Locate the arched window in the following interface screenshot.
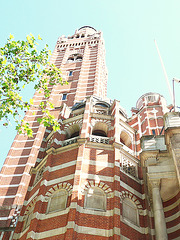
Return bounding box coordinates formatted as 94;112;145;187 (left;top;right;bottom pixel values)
65;124;80;139
92;122;108;137
23;206;34;230
92;129;106;137
47;189;68;213
120;131;132;147
70;131;79;138
94;102;110;115
67;54;83;63
85;187;106;211
67;57;74;62
71;102;85;116
95;103;109;108
76;56;83;61
122;198;139;225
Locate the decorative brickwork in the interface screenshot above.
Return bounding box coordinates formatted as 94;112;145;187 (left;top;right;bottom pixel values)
0;27;179;240
120;191;143;210
81;181;113;198
45;182;73;200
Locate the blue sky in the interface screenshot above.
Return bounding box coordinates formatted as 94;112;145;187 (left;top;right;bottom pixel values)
1;0;180;169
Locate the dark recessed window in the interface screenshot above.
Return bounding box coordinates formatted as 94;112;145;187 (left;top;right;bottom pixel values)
152;129;156;135
67;54;83;63
76;56;82;61
69;71;73;76
62;94;67;101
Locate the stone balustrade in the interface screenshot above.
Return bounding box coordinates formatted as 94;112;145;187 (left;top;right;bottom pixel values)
94;107;109;115
120;153;138;178
89;135;109;144
62;136;79;147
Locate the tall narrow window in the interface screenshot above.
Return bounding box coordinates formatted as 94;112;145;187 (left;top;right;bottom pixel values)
85;187;106;211
62;93;67;101
47;189;68;213
122;198;139;225
69;71;73;76
152;129;156;135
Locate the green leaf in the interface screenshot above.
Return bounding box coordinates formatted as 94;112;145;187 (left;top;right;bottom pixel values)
2;59;7;65
26;35;30;42
30;99;34;105
9;34;14;39
10;64;15;69
1;34;64;136
38;35;42;40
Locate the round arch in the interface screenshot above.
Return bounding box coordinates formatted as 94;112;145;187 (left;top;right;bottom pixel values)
92;122;108;137
65;124;80;139
120;130;132;147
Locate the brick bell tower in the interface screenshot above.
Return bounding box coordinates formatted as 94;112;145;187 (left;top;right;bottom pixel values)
0;26;107;238
1;27;180;240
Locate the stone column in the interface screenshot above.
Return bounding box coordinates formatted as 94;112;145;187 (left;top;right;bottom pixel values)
151;180;168;240
170;134;180;187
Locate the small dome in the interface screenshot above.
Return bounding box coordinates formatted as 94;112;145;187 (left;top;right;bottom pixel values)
136;92;165;109
76;26;97;36
78;26;97;32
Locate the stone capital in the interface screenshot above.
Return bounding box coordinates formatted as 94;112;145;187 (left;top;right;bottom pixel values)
150;179;160;189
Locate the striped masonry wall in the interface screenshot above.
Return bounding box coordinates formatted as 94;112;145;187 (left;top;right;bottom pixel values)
0;27;179;239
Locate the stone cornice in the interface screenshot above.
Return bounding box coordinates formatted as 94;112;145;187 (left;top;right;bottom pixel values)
77;138;87;145
113;142;123;150
86;141;114;151
90;113;113;120
147;171;176;181
140;150;159;167
54;143;79;154
63;114;84;124
31;154;49;174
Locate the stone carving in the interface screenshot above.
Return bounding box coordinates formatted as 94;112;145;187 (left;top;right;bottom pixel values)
121;157;137;178
33;165;46;186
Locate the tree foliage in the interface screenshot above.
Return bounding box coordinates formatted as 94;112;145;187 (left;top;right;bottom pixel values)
0;34;66;136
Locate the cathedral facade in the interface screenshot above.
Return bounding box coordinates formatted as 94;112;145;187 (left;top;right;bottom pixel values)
0;26;179;240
